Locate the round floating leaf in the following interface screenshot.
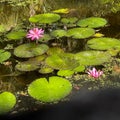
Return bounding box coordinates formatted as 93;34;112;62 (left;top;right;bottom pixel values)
47;47;64;55
53;8;69;14
45;54;79;70
77;17;107;28
28;76;72;102
15;61;40;71
6;30;26;40
57;70;74;77
73;65;85;72
66;28;95;39
39;34;53;42
29;13;61;24
14;43;49;58
61;17;78;24
0;49;11;63
38;65;54;74
75;51;111;65
50;29;67;38
0;92;16;114
87;37;120;50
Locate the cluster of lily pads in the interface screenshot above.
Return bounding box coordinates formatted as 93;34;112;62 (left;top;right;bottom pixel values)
0;12;120;114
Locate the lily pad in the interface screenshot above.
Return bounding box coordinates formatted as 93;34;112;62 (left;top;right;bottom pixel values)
0;49;11;63
57;70;74;77
45;54;79;70
28;76;72;102
87;37;120;50
53;8;69;14
29;13;60;24
77;17;107;28
47;47;64;55
15;61;40;72
61;17;78;24
0;92;16;114
39;34;53;42
6;30;26;40
73;65;85;72
14;43;49;58
66;28;95;39
75;51;111;65
38;65;54;74
50;29;67;38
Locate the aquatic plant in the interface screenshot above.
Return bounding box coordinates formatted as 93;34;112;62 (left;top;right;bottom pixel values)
0;92;16;114
87;67;103;78
28;76;72;102
26;28;44;41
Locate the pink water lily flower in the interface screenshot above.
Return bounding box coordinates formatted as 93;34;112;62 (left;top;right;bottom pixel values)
26;28;44;40
87;67;103;78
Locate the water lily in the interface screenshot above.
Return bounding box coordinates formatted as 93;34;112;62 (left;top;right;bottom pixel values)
87;67;103;78
26;28;44;41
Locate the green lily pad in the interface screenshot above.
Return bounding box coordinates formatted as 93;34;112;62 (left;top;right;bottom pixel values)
57;70;74;77
61;17;78;24
77;17;107;28
75;51;111;65
87;37;120;50
45;54;79;70
0;49;11;63
28;76;72;102
50;29;67;38
15;61;40;71
38;65;54;74
0;92;16;114
6;30;26;40
14;43;49;58
73;65;85;72
29;13;61;24
53;8;69;14
66;28;95;39
39;34;53;42
47;47;64;55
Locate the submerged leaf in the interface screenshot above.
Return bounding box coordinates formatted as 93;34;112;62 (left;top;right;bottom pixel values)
28;76;72;102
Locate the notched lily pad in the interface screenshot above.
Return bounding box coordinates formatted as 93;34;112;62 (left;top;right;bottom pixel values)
61;17;78;24
53;8;69;14
38;65;54;74
87;37;120;50
39;34;53;42
50;29;67;38
57;70;74;77
47;47;64;55
0;92;16;114
28;76;72;102
45;54;79;70
77;17;107;28
15;61;40;71
6;30;26;40
29;13;61;24
0;49;11;63
14;43;49;58
75;51;111;65
66;28;95;39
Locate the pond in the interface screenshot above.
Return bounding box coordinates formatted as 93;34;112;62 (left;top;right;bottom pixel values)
0;0;120;116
